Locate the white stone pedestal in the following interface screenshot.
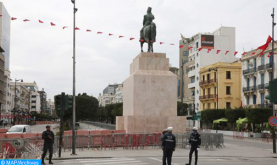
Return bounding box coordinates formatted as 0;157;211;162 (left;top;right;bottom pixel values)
116;52;186;133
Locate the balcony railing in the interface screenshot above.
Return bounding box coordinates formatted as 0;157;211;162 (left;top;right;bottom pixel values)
199;94;217;100
243;86;257;92
266;63;273;70
258;83;269;90
243;68;257;75
258;65;266;71
199;79;216;86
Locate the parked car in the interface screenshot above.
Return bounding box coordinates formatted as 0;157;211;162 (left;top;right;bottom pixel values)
6;125;31;134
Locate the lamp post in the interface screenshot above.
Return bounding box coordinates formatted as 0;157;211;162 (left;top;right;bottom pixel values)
270;7;276;154
12;79;23;125
71;0;78;155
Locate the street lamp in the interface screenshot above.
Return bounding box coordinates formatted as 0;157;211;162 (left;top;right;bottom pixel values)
71;0;78;155
12;79;23;125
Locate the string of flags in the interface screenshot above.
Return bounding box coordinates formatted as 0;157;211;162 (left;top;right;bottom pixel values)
4;15;276;57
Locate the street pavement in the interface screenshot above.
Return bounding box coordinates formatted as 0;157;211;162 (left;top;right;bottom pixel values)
52;156;277;165
31;124;59;134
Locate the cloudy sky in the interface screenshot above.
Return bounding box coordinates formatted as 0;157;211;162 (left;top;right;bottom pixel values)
1;0;276;100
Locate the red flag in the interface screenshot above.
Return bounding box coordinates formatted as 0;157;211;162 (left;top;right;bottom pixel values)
75;27;80;30
119;36;124;38
242;52;247;56
39;20;44;23
198;47;202;52
216;50;221;54
97;32;103;34
188;46;193;50
63;26;68;29
140;39;145;42
179;45;184;49
50;22;56;26
251;52;256;55
109;33;113;36
130;38;135;40
170;44;175;45
257;36;272;55
225;51;229;55
160;42;164;45
234;51;238;56
207;49;211;53
86;29;91;32
11;17;17;20
23;19;30;22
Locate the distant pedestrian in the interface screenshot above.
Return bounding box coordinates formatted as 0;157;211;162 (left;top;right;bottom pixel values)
41;125;55;164
162;127;176;165
186;127;201;165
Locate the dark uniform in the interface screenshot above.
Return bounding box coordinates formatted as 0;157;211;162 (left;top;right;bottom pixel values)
41;129;55;164
162;132;176;165
188;132;201;165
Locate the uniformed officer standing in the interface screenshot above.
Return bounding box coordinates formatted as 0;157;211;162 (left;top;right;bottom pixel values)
162;127;176;165
41;125;55;165
186;127;201;165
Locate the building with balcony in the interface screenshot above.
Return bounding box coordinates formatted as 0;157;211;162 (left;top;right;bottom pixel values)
199;61;242;111
241;41;277;108
47;99;55;116
10;83;30;112
114;84;123;104
38;88;47;113
180;26;239;127
20;81;41;113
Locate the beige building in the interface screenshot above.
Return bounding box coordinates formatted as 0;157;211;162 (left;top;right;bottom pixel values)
10;83;30;112
199;61;242;110
98;94;115;107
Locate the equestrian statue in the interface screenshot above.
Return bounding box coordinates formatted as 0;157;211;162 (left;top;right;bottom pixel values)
140;7;156;53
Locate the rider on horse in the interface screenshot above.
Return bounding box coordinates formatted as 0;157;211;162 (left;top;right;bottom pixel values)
140;7;155;39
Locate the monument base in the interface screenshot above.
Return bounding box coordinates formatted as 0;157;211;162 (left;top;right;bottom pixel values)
116;116;187;133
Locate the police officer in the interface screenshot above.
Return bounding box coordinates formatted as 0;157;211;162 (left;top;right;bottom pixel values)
162;127;176;165
186;127;201;165
41;125;55;164
161;128;168;142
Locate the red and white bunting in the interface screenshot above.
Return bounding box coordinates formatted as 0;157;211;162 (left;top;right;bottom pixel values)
170;44;175;45
119;36;124;38
225;51;229;55
188;46;193;50
97;32;103;34
160;42;164;45
50;22;56;26
198;47;203;52
75;27;80;30
216;50;221;54
109;33;113;36
86;29;91;32
39;20;44;23
23;19;30;22
179;45;184;49
207;49;211;53
11;17;17;20
130;38;135;40
234;51;238;56
63;26;68;30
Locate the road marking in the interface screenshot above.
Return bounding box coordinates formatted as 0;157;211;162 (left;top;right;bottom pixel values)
149;157;180;165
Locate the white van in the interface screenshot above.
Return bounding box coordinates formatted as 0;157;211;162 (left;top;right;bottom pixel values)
6;125;31;134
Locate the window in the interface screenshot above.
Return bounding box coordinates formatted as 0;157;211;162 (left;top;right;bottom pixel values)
207;103;211;109
207;74;210;81
191;77;195;83
196;42;199;48
32;95;36;98
254;58;257;69
203;103;205;110
261;74;265;85
31;100;36;103
202;75;205;81
214;102;216;109
226;71;231;79
261;55;265;65
31;106;36;108
226;86;231;95
197;53;199;57
226;102;231;109
246;96;250;105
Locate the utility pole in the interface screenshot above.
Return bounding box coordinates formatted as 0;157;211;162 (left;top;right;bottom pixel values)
271;8;276;154
58;92;65;158
71;0;77;155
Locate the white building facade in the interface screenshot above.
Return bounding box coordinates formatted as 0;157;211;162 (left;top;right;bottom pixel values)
114;84;123;103
241;42;277;108
184;26;238;127
21;82;41;113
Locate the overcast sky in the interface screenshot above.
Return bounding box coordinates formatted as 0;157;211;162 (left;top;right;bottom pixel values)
1;0;276;100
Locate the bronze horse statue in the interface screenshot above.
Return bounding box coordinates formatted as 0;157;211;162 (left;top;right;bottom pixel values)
140;7;156;53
